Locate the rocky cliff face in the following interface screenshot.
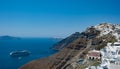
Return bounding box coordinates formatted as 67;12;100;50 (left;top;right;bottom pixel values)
53;23;120;50
20;23;120;69
52;32;81;50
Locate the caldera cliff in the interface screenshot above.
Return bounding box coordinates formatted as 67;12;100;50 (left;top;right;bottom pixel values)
20;23;120;69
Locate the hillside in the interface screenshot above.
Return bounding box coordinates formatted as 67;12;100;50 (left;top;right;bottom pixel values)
52;32;81;50
20;23;120;69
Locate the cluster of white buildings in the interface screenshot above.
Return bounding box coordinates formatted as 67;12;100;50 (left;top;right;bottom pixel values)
85;23;120;69
86;41;120;69
100;41;120;69
94;23;120;40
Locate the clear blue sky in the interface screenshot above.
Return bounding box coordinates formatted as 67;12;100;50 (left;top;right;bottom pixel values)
0;0;120;38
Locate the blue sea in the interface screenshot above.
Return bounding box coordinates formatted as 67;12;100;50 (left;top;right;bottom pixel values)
0;38;59;69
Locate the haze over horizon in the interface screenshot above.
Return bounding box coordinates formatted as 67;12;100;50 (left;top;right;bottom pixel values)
0;0;120;38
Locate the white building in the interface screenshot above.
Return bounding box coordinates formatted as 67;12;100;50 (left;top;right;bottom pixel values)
100;41;120;69
87;50;101;60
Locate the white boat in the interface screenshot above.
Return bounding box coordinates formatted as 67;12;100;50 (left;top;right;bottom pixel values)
10;50;30;57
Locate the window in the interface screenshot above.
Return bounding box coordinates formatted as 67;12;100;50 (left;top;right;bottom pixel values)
114;44;120;46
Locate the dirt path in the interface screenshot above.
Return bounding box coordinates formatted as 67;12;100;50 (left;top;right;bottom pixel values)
61;39;92;69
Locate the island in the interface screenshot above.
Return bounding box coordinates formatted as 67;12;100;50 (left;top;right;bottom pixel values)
20;23;120;69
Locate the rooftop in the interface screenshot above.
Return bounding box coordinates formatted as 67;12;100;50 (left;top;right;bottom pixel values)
87;50;101;57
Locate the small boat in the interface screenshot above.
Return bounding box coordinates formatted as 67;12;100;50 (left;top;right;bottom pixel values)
10;50;30;57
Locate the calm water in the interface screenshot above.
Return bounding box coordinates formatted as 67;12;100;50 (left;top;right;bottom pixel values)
0;38;59;69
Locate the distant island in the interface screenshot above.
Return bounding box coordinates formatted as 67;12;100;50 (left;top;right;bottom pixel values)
50;37;63;41
0;35;20;40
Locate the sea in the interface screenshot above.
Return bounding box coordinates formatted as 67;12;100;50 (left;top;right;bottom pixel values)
0;38;59;69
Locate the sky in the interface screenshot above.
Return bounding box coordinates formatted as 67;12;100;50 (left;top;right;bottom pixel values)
0;0;120;38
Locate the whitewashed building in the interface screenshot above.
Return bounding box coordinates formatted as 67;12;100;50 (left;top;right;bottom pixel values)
87;50;101;60
100;41;120;69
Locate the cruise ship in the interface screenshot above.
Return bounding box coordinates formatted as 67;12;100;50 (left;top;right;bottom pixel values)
10;50;30;57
